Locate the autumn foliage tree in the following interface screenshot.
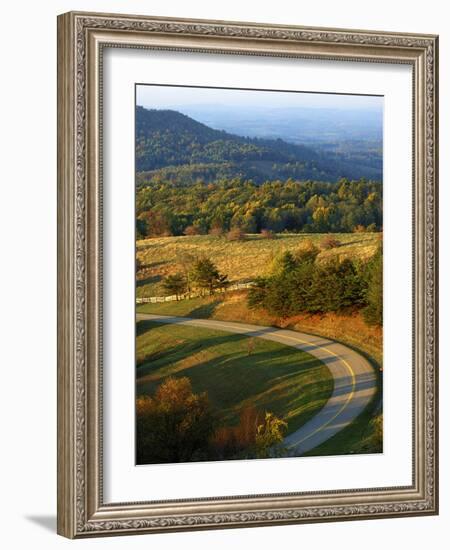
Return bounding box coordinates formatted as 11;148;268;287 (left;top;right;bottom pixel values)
137;210;172;237
226;227;246;241
183;225;201;236
255;412;288;458
136;377;215;464
209;407;287;460
209;224;224;237
210;407;263;459
260;228;275;239
320;234;341;250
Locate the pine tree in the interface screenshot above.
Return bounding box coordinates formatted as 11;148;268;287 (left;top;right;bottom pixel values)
363;246;383;325
162;273;187;300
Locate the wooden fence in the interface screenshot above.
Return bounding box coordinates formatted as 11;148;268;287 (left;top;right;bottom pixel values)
136;282;254;304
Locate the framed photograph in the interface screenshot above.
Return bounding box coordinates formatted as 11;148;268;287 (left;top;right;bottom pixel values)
57;11;439;538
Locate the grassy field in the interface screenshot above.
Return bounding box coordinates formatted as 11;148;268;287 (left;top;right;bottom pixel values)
136;232;380;297
136;320;333;435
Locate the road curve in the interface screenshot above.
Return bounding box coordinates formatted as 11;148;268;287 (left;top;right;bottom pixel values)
137;313;378;455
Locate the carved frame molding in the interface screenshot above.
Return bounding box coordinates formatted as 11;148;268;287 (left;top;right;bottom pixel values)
57;11;438;538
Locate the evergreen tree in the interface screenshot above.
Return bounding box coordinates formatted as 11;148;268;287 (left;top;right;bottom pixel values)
363;245;383;325
190;257;226;295
162;273;188;300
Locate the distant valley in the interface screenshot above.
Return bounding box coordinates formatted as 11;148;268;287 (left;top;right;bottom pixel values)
174;104;382;143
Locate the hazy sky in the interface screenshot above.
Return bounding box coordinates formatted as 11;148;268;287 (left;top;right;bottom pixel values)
136;84;383;112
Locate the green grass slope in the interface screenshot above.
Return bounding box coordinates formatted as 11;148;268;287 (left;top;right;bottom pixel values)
136;321;333;435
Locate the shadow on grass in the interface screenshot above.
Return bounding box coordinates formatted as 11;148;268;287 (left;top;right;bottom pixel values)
136;274;162;288
188;299;222;319
136;324;250;369
137;331;330;418
337;238;372;247
136;320;344;371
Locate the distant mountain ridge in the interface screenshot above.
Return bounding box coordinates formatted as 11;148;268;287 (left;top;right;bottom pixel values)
137;107;224;143
135;106;382;183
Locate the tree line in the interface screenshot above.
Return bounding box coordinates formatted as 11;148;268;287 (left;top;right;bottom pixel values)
136;177;382;238
248;239;382;326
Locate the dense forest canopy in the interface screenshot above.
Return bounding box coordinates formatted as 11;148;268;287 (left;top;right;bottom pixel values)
136;178;382;238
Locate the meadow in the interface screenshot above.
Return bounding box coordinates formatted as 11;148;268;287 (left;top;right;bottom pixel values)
136;232;380;298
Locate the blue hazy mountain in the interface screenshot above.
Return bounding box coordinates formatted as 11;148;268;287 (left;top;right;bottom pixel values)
136;106;382;184
173;104;383;144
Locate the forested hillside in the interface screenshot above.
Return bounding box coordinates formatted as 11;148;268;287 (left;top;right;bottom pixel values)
136;106;382;183
135;106;382;237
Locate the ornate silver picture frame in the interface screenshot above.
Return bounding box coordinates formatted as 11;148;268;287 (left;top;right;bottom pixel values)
57;11;438;538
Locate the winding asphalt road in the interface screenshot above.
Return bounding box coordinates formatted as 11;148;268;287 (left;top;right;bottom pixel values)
137;313;378;455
